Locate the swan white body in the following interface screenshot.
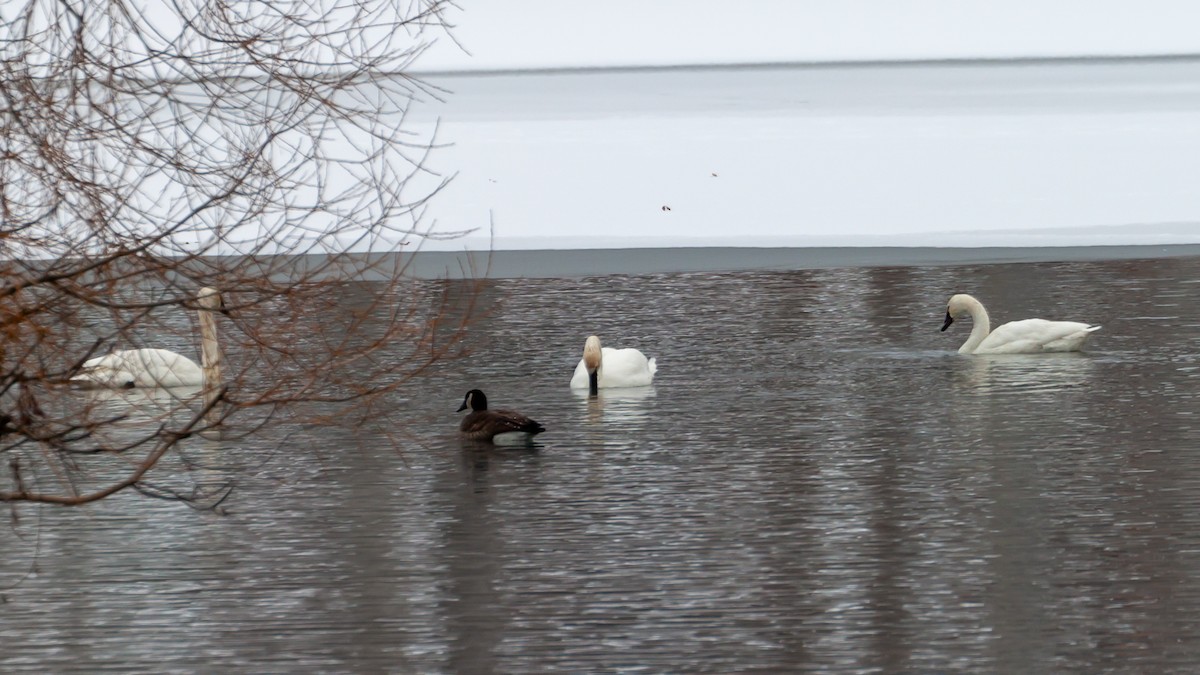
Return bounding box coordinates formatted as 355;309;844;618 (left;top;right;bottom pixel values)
570;335;656;392
942;293;1100;355
72;288;226;388
75;348;203;388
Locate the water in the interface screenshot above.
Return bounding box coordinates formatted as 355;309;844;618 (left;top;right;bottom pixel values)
4;254;1200;672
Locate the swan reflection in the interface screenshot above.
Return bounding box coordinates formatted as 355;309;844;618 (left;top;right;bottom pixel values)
74;384;234;506
81;384;204;418
573;385;657;426
78;384;230;442
959;353;1096;393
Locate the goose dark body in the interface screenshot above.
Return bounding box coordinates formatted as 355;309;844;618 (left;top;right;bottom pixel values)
457;389;545;443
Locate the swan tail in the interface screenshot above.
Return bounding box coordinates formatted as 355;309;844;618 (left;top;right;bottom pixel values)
69;372;103;388
1085;325;1101;332
647;357;657;376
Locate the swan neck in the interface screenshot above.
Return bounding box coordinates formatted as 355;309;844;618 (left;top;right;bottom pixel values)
960;298;991;354
583;339;602;373
198;307;223;398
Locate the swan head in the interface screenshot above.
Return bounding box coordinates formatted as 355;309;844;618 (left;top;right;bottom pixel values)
583;336;602;373
197;287;228;315
942;294;975;331
458;389;486;412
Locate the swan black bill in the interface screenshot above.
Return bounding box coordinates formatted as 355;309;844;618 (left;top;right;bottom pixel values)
941;312;954;331
588;370;599;396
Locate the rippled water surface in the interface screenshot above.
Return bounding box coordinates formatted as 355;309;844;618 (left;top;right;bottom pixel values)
5;254;1200;673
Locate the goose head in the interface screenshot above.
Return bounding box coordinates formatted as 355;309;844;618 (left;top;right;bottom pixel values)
458;389;487;412
941;293;974;331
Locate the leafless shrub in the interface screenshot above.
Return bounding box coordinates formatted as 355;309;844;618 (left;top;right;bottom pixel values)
0;0;475;507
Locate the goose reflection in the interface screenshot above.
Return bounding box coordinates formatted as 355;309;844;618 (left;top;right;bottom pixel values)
957;352;1096;393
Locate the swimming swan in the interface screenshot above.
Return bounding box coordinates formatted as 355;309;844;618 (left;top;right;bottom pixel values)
72;287;227;388
569;335;657;395
457;389;546;445
941;293;1100;355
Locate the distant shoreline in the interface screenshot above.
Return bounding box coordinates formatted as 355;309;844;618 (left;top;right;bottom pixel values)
414;53;1200;79
398;244;1200;279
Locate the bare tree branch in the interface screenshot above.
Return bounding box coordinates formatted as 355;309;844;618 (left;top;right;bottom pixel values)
0;0;471;507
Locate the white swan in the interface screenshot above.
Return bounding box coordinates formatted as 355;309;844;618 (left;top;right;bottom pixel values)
941;293;1100;355
569;335;656;394
72;287;227;388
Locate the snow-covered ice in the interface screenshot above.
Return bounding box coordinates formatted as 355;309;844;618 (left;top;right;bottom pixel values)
410;59;1200;250
389;1;1200;251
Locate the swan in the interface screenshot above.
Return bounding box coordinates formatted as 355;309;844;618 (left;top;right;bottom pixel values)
569;335;657;395
941;293;1100;354
457;389;546;445
72;287;227;388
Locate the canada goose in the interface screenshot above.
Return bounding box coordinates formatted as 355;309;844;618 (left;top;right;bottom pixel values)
569;335;657;395
457;389;545;445
72;287;227;388
942;293;1100;354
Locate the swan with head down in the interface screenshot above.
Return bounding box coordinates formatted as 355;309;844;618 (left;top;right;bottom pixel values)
569;335;656;395
71;287;227;388
941;293;1100;355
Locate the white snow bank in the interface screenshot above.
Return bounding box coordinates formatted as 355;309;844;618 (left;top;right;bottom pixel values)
411;59;1200;251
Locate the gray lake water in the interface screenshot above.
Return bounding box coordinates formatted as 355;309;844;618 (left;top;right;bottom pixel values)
5;252;1200;672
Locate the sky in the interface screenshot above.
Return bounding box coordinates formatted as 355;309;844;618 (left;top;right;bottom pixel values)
418;0;1200;72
